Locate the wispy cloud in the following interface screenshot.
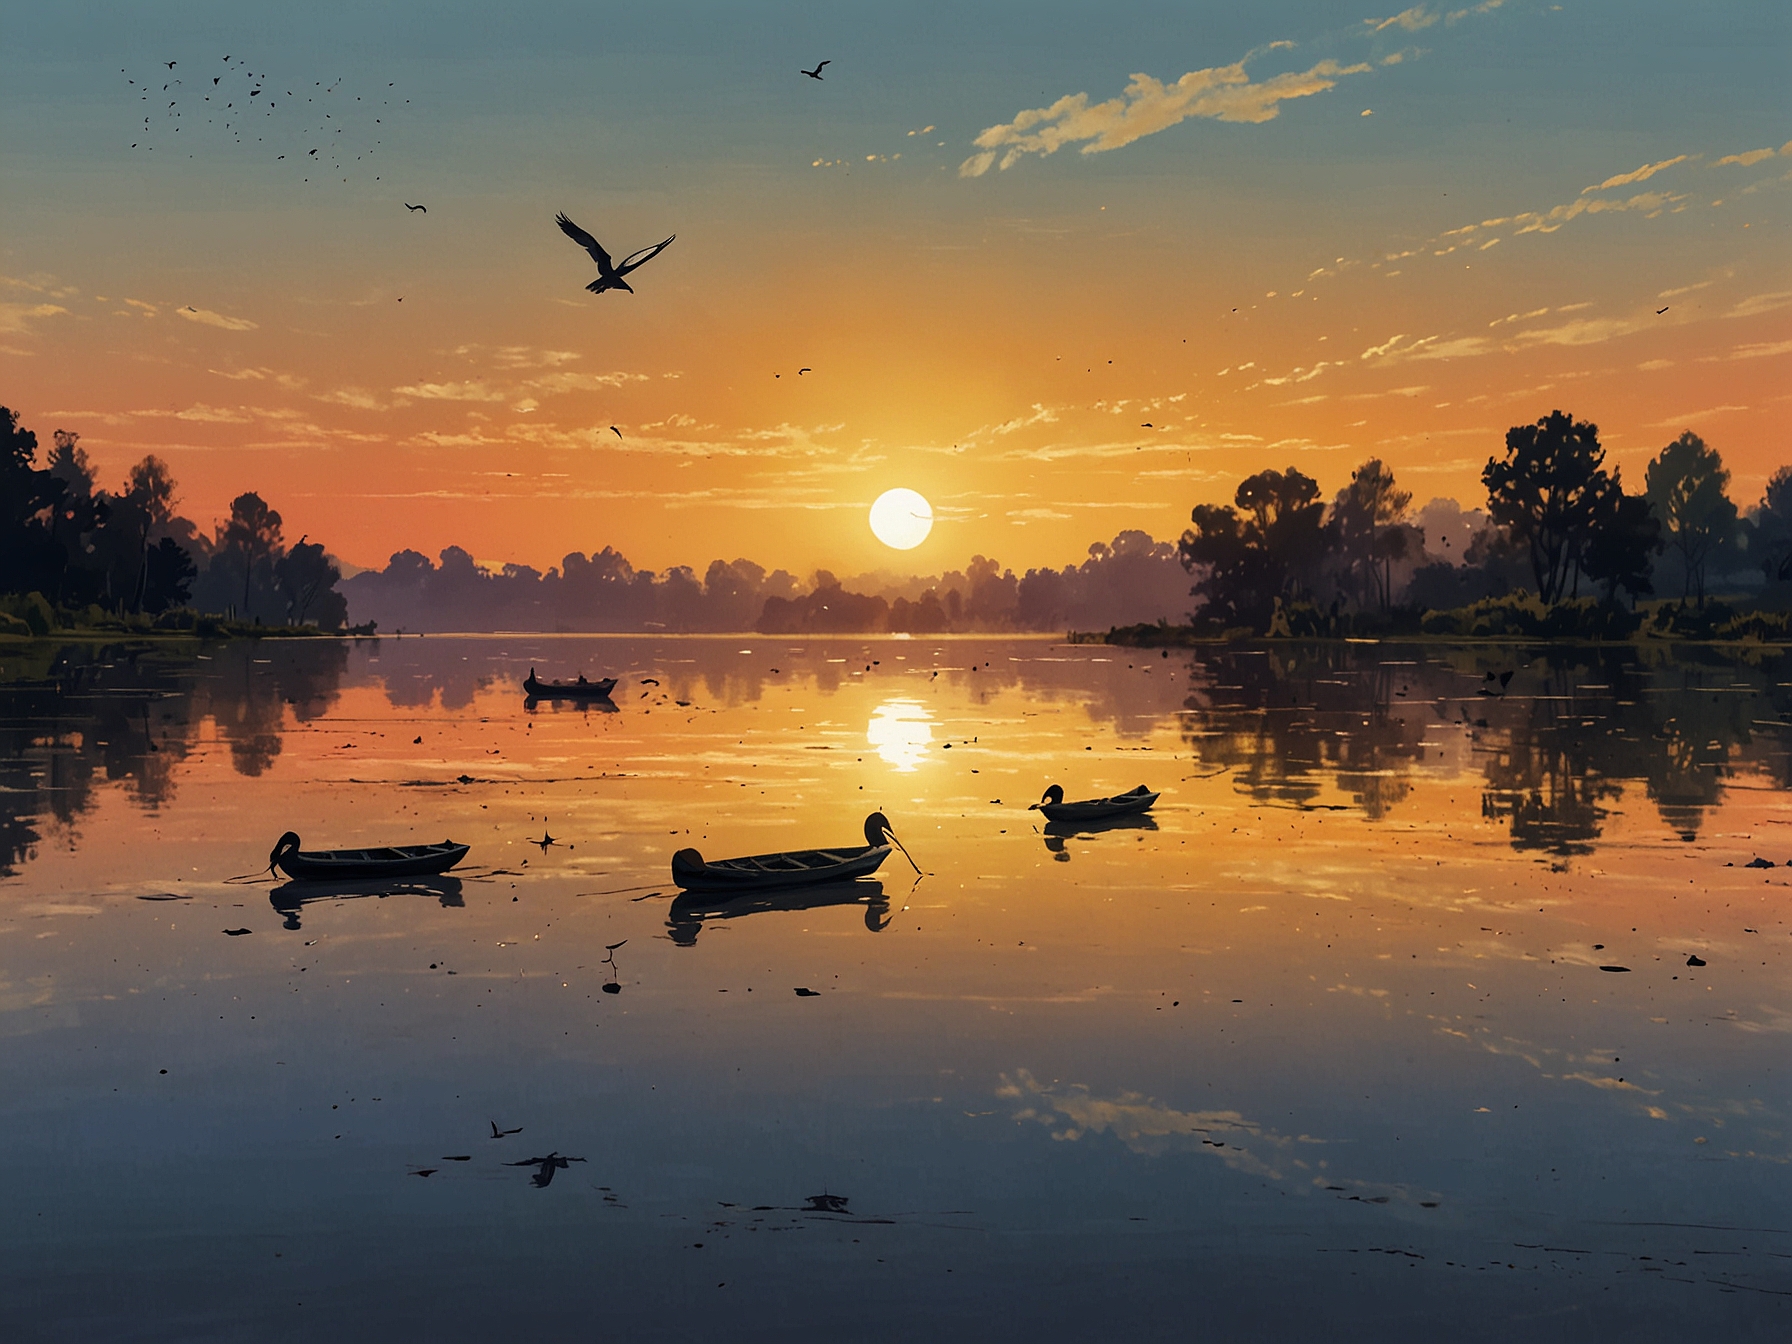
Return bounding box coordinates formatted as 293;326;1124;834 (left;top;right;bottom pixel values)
1731;340;1792;360
392;380;509;403
1581;155;1690;194
0;302;68;334
1729;290;1792;318
1714;139;1792;168
1367;6;1436;33
959;47;1370;176
175;306;258;332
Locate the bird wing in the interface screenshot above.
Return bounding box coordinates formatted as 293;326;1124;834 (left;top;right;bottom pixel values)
556;213;613;271
816;60;831;71
614;235;675;276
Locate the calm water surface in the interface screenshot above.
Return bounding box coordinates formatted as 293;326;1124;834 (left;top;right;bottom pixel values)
3;635;1790;1341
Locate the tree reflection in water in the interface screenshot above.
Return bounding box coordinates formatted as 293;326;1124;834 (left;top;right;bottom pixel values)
1177;643;1792;854
0;639;346;876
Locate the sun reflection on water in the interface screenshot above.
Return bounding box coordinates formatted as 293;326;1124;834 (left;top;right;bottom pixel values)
867;698;933;772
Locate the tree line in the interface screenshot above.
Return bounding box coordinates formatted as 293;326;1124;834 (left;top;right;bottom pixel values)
0;405;347;633
1178;409;1790;637
341;531;1192;634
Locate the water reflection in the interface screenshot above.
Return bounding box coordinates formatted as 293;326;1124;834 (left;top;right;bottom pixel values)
268;875;465;930
1178;644;1792;852
1042;813;1159;861
666;879;891;945
866;698;932;772
0;639;346;876
5;636;1792;877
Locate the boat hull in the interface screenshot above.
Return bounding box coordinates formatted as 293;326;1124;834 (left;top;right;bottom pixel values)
1036;788;1159;824
670;843;890;894
273;842;469;881
523;675;616;700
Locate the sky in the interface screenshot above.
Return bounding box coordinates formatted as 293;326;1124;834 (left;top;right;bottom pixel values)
2;0;1787;578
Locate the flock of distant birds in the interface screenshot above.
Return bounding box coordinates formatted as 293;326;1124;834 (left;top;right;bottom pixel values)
123;54;403;183
124;53;843;296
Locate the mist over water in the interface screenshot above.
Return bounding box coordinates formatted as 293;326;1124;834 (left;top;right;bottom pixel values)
3;635;1790;1339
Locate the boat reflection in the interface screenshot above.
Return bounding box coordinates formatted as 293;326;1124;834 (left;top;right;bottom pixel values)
268;876;466;930
523;694;619;715
1041;813;1159;861
666;879;891;946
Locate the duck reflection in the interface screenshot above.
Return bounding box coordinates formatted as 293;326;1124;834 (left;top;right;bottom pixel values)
269;876;465;930
666;879;890;946
1042;813;1159;861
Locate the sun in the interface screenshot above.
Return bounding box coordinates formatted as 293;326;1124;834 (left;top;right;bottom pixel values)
868;488;933;550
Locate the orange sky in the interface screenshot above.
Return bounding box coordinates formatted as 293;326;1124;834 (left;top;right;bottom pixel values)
3;1;1787;577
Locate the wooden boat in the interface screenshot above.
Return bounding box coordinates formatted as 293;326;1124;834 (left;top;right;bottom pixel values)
1029;783;1159;823
268;832;469;880
523;668;617;700
670;812;914;894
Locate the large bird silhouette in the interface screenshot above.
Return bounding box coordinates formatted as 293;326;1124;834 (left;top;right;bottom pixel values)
555;213;675;295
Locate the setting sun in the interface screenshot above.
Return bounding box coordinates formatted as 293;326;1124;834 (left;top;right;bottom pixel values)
868;488;934;551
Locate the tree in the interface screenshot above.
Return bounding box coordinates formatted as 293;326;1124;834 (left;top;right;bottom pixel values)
217;492;284;615
1748;466;1792;583
142;536;197;613
1483;410;1613;603
0;406;66;597
1333;459;1415;612
1644;431;1737;605
1580;480;1662;604
1181;467;1329;632
273;536;343;626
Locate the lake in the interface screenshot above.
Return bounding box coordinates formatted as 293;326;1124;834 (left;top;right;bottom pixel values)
3;635;1790;1341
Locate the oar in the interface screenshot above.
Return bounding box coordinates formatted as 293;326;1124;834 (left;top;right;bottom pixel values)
883;821;922;876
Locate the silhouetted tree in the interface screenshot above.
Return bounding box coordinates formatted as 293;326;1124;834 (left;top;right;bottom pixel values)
217;491;283;615
1747;466;1792;584
142;536;196;613
1483;410;1613;602
1332;459;1418;612
0;405;67;597
1580;481;1662;604
1180;467;1328;631
1645;431;1737;605
274;536;344;626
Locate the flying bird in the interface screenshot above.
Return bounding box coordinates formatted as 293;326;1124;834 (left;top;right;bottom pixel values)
801;60;831;80
610;426;622;439
798;367;811;375
404;202;427;212
555;212;675;295
1657;306;1670;315
490;1121;523;1139
165;61;177;69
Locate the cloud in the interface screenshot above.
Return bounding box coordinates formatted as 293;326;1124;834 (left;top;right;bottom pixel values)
175;306;258;332
1445;0;1504;18
317;387;391;411
1368;7;1437;33
524;371;651;395
1645;405;1750;427
1731;340;1792;360
1510;316;1645;348
1729;290;1792;318
0;302;68;334
959;51;1371;176
392;380;509;403
1359;333;1493;363
1581;155;1690;194
1714;140;1791;168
